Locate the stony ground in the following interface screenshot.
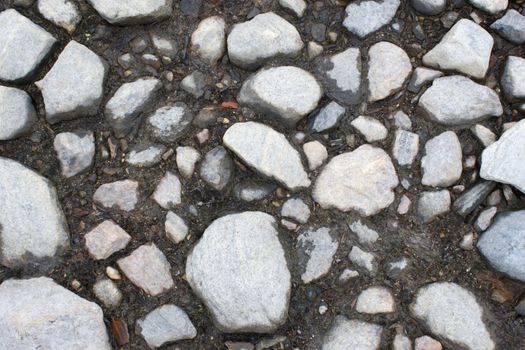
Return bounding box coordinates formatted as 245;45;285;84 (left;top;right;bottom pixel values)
0;0;525;349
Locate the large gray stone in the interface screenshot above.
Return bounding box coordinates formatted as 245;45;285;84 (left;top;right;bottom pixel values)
0;157;69;268
491;10;525;44
87;0;173;25
37;0;82;33
501;56;525;101
0;86;37;140
186;212;291;333
191;16;226;65
343;0;400;38
468;0;507;14
421;131;462;187
147;103;193;143
297;227;338;283
322;316;383;350
54;131;95;178
0;277;111;350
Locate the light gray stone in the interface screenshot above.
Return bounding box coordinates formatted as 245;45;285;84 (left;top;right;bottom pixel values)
355;286;395;314
349;246;376;274
408;67;443;93
126;144;166;167
0;86;37;140
322;316;382;350
415;336;442;350
421;131;462;187
54;131;95;177
147;103;193;143
475;206;497;232
0;277;111;350
468;0;507;14
349;220;379;245
398;195;411;215
393;334;412;350
338;269;359;283
152;171;182;209
411;282;495;350
186;212;291;333
191;16;226;64
491;10;525;44
234;181;276;202
297;227;338;283
417;190;451;223
393;130;419;168
351;115;388;142
453;181;496;217
165;211;188;244
303;140;328;170
93;279;122;308
181;70;206;98
200;146;234;191
278;0;306;17
93;179;139;212
87;0;173;25
307;41;323;59
343;0;400;38
176;146;200;178
411;0;446;15
309;102;346;133
150;33;177;58
84;220;131;260
501;56;525;101
281;198;310;224
470;124;496;147
37;0;81;33
393;110;412;130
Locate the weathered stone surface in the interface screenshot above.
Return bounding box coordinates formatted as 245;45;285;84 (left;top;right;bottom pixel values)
313;145;398;216
238;67;322;127
351;116;388;142
417;190;451;223
415;336;442;350
303;140;328;170
322;316;383;350
453;181;496;217
85;220;131;260
392;130;419;168
471;124;496;148
38;0;81;33
165;211;188;244
468;0;507;14
0;157;69;267
355;286;395;314
411;0;446;15
393;110;412;130
349;220;379;245
93;279;122;308
297;227;338;283
152;171;182;209
421;131;462;187
147;103;193;143
411;282;495;350
349;246;377;274
186;212;291;333
281;198;310;224
54;131;95;177
0;9;56;82
200;146;234;191
0;86;37;140
422;19;493;79
150;33;177;58
126;144;165;167
475;206;497;232
181;70;206;98
176;146;200;178
491;10;525;44
408;67;443;93
279;0;306;17
227;12;303;69
501;56;525;101
309;102;346;133
93;180;139;212
191;16;226;64
224;122;310;190
418;76;502;126
343;0;400;38
87;0;173;25
0;277;111;350
393;334;412;350
234;181;276;202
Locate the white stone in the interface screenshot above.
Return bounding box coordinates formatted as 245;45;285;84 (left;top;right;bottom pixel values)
343;0;400;38
54;131;95;177
176;146;200;178
421;131;462;187
93;180;139;212
349;220;379;245
87;0;173;25
191;16;226;64
393;130;419;168
322;317;383;350
147;103;193;143
393;334;412;350
474;206;497;232
491;10;525;44
37;0;81;33
417;190;451;223
408;67;443;93
150;33;177;58
398;195;411;215
126;144;165;167
199;146;234;191
165;211;189;244
338;269;359;283
351;116;388;142
307;41;323;59
93;279;122;308
84;220;131;260
393;110;412;130
152;171;182;209
281;198;310;224
470;124;496;147
0;86;37;140
501;56;525;101
303;141;328;170
468;0;507;14
349;246;376;274
415;336;442;350
278;0;306;17
355;286;395;314
297;227;338;283
181;70;206;98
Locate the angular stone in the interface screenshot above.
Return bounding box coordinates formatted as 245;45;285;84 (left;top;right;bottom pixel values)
303;140;328;170
415;336;442;350
191;16;226;64
355;286;395;314
281;198;310;224
453;181;496;217
126;144;165;167
0;86;37;140
87;0;173;25
474;206;497;232
491;10;525;44
234;181;276;202
147;103;193;143
408;67;443;93
297;227;338;283
421;131;462;187
150;33;177;58
349;220;379;245
93;279;122;308
411;0;446;15
152;171;182;209
392;130;419;168
181;71;206;98
93;180;139;212
223;122;310;190
54;131;95;177
349;246;376;274
398;195;411;215
501;56;525;101
393;110;412;130
279;0;306;17
417;190;451;223
186;212;291;333
343;0;400;38
322;317;382;350
470;124;496;148
165;211;188;244
176;146;200;178
351;116;388;142
468;0;507;14
393;334;412;350
84;220;131;260
37;0;82;33
199;146;234;191
309;102;346;133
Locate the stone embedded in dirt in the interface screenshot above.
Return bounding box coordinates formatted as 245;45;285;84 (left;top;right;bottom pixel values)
84;220;131;260
490;10;525;44
36;41;107;124
313;144;398;216
227;12;303;70
152;171;182;209
477;210;525;282
307;41;324;59
474;206;497;232
105;77;161;137
0;9;56;82
392;130;419;168
393;333;412;350
418;76;502;126
453;181;496;217
150;33;177;58
470;124;496;148
93;278;122;309
0;277;111;349
0;86;37;140
349;220;379;245
501;56;525;101
54;131;95;177
278;0;306;17
411;0;446;15
186;212;291;333
480;119;525;193
468;0;507;14
417;190;451;223
408;67;443;93
342;0;400;38
309;102;346;133
303;140;328;170
355;286;395;314
118;243;174;296
349;246;377;274
93;179;139;212
181;70;206;98
238;66;322;127
338;269;359;283
297;227;339;283
0;157;69;268
397;195;411;215
421;131;462;187
137;304;197;348
147;103;193;143
281;198;310;224
37;0;81;33
411;282;495;350
415;336;442;350
422;19;493;79
87;0;173;25
126;144;166;168
351;115;388;142
176;146;200;178
367;41;412;102
200;146;234;191
223;122;310;191
234;181;276;202
191;16;226;64
165;211;189;244
393;110;412;130
315;48;362;105
322;316;383;350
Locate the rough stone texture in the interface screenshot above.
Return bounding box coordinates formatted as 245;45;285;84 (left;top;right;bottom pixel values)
227;12;303;70
411;282;495;350
37;0;81;33
181;70;206;98
417;190;451;223
297;227;338;283
93;179;139;212
54;131;95;177
368;41;412;102
393;334;412;350
87;0;173;25
93;279;122;309
0;277;111;350
137;304;197;348
343;0;401;38
474;206;497;232
393;110;412;130
191;16;226;64
150;33;177;58
351;116;388;142
453;181;496;217
309;102;346;133
224;122;310;190
0;9;56;82
200;146;234;191
234;181;276;202
477;210;525;282
126;144;165;168
186;212;291;333
279;0;306;17
421;131;462;187
355;286;395;314
471;124;496;148
349;220;379;245
422;19;493;79
0;86;37;140
480;119;525;193
501;56;525;101
117;243;174;296
238;66;322;127
36;41;107;124
392;130;419;168
85;220;131;260
281;198;310;224
418;76;503;126
349;246;376;274
468;0;507;14
0;157;69;268
147;103;193;143
303;140;328;170
491;10;525;44
152;171;182;209
176;146;200;178
408;67;443;93
415;336;443;350
105;77;161;137
165;211;189;244
313;145;398;216
322;316;383;350
411;0;446;15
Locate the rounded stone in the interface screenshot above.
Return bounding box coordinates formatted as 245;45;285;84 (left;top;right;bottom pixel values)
0;86;37;140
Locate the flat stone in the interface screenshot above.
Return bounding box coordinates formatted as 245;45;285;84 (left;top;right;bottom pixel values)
181;70;206;98
303;140;328;170
368;41;412;102
281;198;310;224
417;190;451;223
54;131;95;177
147;103;193;143
343;0;401;38
118;243;174;296
338;269;360;283
234;181;276;202
297;227;338;283
478;210;525;282
93;179;139;212
501;56;525;101
223;122;310;190
37;0;81;33
279;0;306;17
453;181;496;217
36;41;107;124
468;0;507;14
238;66;322;127
85;220;131;260
227;12;303;70
491;10;525;44
351;116;388;142
422;19;493;79
186;212;291;333
0;86;37;140
355;286;395;314
408;67;443;93
0;9;56;82
126;144;165;167
322;316;383;350
349;220;379;245
0;277;111;349
150;33;177;58
191;16;226;64
411;282;495;350
309;102;346;133
87;0;173;25
199;146;234;191
421;131;462;187
105;77;161;137
152;171;182;209
313;144;398;216
418;76;502;126
137;304;197;348
393;130;419;168
176;146;200;178
411;0;446;15
93;279;122;308
165;211;188;244
349;246;377;274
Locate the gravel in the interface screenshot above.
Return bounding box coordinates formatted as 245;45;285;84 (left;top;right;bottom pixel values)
53;131;95;177
278;0;306;17
303;140;328;170
468;0;508;14
0;86;37;140
93;179;139;212
126;144;165;167
351;115;388;142
411;0;446;15
165;211;189;244
392;130;419;168
417;190;451;223
348;246;377;274
147;103;193;143
281;198;310;224
84;220;131;260
152;171;182;209
199;146;234;191
453;181;497;217
176;146;200;178
309;101;346;133
93;279;122;309
407;67;443;93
